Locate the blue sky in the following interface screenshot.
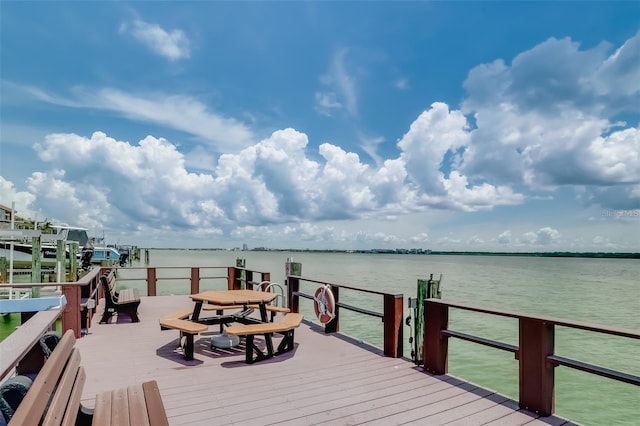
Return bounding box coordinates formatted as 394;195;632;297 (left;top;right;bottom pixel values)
1;2;639;251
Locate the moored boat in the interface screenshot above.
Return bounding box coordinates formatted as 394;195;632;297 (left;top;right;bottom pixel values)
1;224;127;270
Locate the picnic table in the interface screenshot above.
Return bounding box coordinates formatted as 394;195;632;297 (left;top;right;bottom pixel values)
160;290;279;360
190;289;278;324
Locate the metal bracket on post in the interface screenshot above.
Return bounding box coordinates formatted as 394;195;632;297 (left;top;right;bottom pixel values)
407;297;418;363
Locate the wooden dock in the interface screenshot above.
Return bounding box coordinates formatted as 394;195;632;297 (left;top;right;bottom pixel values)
74;295;574;425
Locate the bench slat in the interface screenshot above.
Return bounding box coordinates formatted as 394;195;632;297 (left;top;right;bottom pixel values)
247;304;291;313
92;390;112;426
42;348;82;426
203;304;244;311
10;330;76;425
225;313;303;336
117;288;140;304
62;366;86;426
159;318;208;334
160;308;193;321
127;384;150;426
142;381;169;426
110;386;130;426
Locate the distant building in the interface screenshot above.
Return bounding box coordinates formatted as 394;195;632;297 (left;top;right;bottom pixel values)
0;203;15;225
242;243;248;251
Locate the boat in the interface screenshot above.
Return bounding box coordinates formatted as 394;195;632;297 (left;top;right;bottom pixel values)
0;237;72;269
83;244;122;266
0;225;126;269
0;242;61;267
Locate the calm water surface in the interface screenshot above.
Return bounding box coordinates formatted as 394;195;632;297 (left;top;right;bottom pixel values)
125;250;639;425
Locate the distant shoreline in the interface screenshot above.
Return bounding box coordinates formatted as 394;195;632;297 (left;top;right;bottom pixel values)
145;248;640;259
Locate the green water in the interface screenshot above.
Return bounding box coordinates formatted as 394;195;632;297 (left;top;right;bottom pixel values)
8;250;638;425
1;313;20;340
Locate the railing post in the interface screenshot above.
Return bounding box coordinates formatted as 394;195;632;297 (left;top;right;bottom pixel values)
325;286;339;334
423;300;448;374
31;236;41;290
287;275;300;313
61;284;81;338
261;272;271;288
519;318;555;416
190;267;200;294
228;266;237;290
147;267;157;296
245;271;253;290
69;242;79;281
383;294;403;358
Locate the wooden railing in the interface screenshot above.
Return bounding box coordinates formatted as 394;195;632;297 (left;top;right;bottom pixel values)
2;264;271;339
423;299;640;417
0;307;63;382
286;274;403;358
5;267;103;339
228;267;271;291
115;266;271;295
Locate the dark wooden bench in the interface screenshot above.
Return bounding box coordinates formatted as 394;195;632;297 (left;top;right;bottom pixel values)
225;313;304;364
8;329;168;425
99;271;140;324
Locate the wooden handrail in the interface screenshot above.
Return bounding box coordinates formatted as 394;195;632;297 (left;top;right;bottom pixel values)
548;354;640;386
111;265;267;295
423;298;640;417
294;291;384;318
1;268;102;339
426;299;640;339
442;329;518;353
0;308;62;381
287;275;403;358
288;275;394;297
4;266;102;288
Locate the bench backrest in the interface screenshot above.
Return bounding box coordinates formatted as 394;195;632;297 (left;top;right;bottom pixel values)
10;330;85;425
100;272;118;308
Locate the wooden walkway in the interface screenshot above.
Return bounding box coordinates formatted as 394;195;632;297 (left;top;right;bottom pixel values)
75;295;575;426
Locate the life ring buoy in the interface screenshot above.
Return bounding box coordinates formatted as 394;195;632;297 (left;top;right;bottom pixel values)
314;285;335;324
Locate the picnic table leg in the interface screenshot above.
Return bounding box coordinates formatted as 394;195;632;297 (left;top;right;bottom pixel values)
264;333;274;357
245;335;256;363
181;332;196;361
259;303;268;322
276;330;295;354
215;309;225;333
191;302;203;322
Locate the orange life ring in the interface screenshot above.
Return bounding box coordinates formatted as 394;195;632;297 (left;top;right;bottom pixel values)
314;285;335;324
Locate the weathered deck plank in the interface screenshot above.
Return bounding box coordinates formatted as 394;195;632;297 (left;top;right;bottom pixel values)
74;295;571;425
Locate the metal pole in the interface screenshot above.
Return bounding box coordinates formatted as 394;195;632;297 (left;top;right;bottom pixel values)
8;202;15;298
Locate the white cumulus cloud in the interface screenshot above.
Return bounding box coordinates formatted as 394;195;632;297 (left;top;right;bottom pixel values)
120;18;191;61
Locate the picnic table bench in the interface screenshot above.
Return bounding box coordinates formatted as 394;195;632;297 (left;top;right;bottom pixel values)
6;329;168;425
99;271;140;324
159;317;208;361
159;304;245;360
225;312;304;364
247;304;290;322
